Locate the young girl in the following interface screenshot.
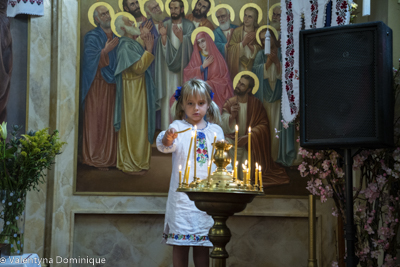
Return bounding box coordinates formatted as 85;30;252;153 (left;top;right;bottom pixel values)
156;79;224;267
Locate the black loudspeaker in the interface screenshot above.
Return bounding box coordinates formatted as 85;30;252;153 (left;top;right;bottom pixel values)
300;21;394;149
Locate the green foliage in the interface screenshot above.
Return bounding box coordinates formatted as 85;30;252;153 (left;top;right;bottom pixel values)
0;124;66;192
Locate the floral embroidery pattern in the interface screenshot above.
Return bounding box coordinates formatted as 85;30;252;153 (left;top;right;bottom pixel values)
9;0;42;6
335;0;348;25
196;132;208;167
163;233;209;242
310;0;318;28
284;0;297;115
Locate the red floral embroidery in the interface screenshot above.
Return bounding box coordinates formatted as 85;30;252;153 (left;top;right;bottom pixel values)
335;0;348;25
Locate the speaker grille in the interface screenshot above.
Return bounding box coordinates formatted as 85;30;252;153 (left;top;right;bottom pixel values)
304;29;377;141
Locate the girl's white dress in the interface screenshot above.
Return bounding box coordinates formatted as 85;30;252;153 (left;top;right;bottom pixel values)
156;119;224;246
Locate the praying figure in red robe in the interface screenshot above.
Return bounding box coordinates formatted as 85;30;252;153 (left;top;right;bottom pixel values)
182;31;234;112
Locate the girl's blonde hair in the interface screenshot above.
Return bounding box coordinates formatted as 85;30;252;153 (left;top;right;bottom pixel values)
174;79;221;124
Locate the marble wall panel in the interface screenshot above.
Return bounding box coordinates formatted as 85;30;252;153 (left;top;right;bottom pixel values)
72;213;327;267
24;0;52;258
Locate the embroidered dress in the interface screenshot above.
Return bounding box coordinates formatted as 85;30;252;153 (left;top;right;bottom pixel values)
157;120;224;246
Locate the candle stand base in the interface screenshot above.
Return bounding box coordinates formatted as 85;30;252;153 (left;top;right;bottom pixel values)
182;191;261;265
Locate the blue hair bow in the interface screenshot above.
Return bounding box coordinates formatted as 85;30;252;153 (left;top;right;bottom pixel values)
174;87;182;101
210;90;214;100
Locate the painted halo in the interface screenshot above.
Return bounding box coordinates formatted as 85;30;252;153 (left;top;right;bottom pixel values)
139;0;164;18
165;0;189;16
191;26;215;44
269;3;281;22
211;4;235;26
88;2;116;28
191;0;215;17
256;25;279;46
239;3;263;24
233;71;260;95
111;12;137;37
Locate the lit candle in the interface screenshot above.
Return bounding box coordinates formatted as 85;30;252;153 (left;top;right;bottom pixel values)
179;165;182;187
184;131;194;181
255;163;258;186
234;125;238;179
259;166;263;189
248;127;251;182
194;125;197;179
208;132;217;179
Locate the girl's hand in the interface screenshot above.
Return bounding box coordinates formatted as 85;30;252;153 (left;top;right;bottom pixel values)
163;128;178;146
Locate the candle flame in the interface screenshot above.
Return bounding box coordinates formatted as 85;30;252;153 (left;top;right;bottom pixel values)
249;126;251;133
235;125;238;131
194;125;197;130
245;160;248;166
214;132;217;137
188;160;191;165
259;166;261;171
179;165;181;170
235;161;238;166
256;162;258;168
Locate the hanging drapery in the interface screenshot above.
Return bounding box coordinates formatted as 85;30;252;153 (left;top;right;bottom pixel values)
7;0;44;17
280;0;351;123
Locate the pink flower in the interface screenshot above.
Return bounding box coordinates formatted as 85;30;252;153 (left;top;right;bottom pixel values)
298;162;307;173
322;160;331;171
309;166;319;174
371;250;381;259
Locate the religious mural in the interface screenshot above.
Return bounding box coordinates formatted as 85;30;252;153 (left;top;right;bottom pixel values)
76;0;307;195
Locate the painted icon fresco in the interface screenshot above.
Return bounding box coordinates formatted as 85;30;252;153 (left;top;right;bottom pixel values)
77;0;308;196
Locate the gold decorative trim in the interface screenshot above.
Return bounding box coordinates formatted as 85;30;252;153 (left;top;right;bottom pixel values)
73;0;82;196
233;71;260;95
88;2;116;28
111;12;137;37
191;0;215;17
269;2;281;22
239;3;263;24
256;25;279;46
165;0;189;16
211;4;235;26
191;26;215;44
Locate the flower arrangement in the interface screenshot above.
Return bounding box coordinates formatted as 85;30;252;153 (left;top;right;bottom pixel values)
0;123;65;255
299;62;400;267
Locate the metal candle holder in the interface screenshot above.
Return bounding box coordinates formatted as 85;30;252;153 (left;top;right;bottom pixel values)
178;140;263;267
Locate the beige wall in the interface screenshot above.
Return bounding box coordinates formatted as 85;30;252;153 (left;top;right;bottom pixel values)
354;0;400;66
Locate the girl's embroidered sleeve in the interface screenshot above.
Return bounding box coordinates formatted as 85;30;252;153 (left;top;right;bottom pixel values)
156;131;177;153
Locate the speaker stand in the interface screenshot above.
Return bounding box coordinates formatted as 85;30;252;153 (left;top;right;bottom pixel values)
344;148;358;267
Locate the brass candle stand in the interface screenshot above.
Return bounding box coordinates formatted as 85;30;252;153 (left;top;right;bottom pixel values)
177;141;263;267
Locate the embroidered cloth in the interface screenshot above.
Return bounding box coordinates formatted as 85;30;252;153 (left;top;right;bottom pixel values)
280;0;351;123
